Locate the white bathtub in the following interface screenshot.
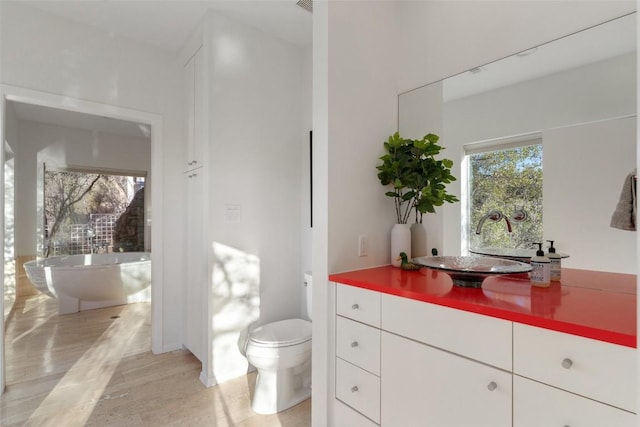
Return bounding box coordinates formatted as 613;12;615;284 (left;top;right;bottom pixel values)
24;252;151;314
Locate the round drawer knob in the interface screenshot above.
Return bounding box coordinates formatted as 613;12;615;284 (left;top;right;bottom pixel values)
351;341;359;348
351;386;358;393
561;358;573;369
487;381;497;391
352;303;359;310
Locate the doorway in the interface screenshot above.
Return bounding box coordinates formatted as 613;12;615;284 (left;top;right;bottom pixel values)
0;85;164;393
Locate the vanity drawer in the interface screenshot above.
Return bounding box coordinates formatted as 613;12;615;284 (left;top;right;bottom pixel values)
334;400;380;427
336;357;381;424
514;375;636;427
381;293;512;370
336;315;381;375
336;283;381;327
513;323;636;412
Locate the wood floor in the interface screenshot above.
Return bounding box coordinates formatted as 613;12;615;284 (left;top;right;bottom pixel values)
0;295;311;426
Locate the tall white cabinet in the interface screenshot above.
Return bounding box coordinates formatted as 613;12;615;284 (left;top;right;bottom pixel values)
183;45;207;363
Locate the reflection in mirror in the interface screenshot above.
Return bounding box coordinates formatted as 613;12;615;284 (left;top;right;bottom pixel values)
399;13;636;274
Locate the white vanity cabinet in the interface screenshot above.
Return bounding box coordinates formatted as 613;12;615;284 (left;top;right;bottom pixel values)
513;323;636;426
184;45;205;173
332;280;637;427
380;293;512;427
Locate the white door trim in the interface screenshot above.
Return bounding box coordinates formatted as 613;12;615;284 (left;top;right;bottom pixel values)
0;84;165;394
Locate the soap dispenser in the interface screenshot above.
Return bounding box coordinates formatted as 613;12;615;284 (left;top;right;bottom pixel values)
530;243;551;287
546;240;561;282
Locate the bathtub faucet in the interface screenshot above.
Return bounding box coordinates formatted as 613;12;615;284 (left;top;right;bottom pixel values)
475;210;512;234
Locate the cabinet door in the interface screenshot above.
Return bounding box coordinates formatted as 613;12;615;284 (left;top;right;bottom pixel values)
185;170;204;361
514;376;636;427
381;331;511;427
184;46;204;171
192;47;205;168
184;51;196;171
513;323;636;412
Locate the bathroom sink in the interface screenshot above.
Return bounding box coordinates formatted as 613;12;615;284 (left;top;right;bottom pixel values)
412;255;532;288
470;247;569;263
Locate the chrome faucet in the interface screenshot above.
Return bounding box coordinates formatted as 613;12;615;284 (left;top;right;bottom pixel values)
475;210;512;234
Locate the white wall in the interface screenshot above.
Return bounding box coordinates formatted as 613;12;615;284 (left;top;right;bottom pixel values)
301;45;313;319
0;1;185;351
544;117;636;273
204;10;308;383
325;3;399;273
313;1;399;425
13;119;150;256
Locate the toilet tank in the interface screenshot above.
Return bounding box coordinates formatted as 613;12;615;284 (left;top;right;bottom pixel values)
304;272;312;320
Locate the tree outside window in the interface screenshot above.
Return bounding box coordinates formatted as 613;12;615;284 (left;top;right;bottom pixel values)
44;169;145;257
468;144;543;250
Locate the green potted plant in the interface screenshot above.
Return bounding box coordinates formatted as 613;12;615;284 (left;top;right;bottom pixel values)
377;132;459;264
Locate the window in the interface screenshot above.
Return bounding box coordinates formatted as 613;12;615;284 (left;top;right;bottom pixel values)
465;138;542;251
43;167;145;257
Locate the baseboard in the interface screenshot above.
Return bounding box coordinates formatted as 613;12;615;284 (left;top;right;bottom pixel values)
155;342;182;354
199;370;218;388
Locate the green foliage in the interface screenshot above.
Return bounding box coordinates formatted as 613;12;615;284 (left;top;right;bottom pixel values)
377;132;459;224
469;145;543;249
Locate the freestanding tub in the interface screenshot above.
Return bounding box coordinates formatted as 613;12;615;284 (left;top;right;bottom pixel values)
24;252;151;314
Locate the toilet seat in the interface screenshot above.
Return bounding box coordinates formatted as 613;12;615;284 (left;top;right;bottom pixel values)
249;318;311;348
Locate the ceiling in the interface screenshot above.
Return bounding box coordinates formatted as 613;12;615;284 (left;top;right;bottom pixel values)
9;101;152;139
443;13;636;101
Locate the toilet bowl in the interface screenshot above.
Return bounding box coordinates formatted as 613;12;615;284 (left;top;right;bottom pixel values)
243;318;312;414
239;272;313;414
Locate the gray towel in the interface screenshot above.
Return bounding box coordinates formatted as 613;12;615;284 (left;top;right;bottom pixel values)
610;169;637;231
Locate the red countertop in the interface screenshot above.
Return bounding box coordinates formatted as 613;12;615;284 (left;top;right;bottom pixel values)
329;266;637;348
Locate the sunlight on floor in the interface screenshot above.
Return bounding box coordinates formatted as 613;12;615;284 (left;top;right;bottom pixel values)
10;312;57;343
21;294;50;313
25;312;146;425
2;296;310;426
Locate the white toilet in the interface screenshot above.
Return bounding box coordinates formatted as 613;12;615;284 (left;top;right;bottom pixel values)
239;272;313;414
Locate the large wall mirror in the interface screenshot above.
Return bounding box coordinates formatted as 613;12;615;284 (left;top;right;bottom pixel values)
399;13;637;274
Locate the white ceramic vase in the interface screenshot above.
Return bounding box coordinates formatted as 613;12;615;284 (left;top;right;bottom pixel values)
391;223;411;267
410;222;428;258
